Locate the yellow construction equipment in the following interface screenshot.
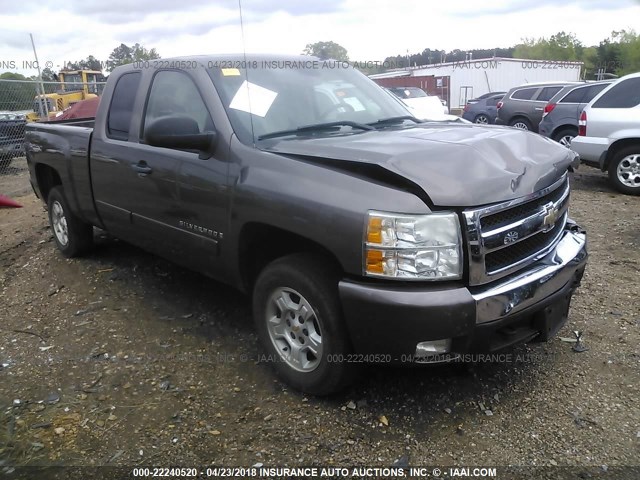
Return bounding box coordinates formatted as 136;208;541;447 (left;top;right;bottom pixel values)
27;70;105;121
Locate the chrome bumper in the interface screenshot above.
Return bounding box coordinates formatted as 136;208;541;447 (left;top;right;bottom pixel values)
471;223;587;324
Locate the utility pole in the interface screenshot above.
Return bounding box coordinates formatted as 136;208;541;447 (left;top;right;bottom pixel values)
29;33;49;119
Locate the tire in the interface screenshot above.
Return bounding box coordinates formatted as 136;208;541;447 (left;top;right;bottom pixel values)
608;146;640;195
47;186;94;257
474;114;490;124
252;253;355;395
552;127;578;148
509;117;532;131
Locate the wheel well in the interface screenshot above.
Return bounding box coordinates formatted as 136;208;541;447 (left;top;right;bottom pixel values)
603;138;640;171
238;223;344;293
509;115;530;125
35;164;62;203
551;124;578;139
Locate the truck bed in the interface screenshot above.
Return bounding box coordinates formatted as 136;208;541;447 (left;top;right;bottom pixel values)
25;121;97;226
43;117;96;128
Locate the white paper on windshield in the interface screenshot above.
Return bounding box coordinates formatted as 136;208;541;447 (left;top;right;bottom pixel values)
343;97;365;112
229;80;278;117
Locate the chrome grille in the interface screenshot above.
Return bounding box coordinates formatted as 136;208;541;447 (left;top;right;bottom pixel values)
463;174;570;285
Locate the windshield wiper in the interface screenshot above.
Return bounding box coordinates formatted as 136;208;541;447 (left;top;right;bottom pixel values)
257;121;374;141
367;116;423;128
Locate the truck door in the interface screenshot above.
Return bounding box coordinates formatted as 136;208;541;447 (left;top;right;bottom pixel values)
90;70;181;256
139;69;229;274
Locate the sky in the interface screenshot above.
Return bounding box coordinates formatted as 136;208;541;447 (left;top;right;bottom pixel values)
1;0;639;75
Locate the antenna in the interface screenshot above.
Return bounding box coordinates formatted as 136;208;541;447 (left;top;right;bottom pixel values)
238;0;256;146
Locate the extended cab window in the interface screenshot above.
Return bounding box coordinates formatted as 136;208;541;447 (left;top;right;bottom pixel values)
143;70;214;136
592;78;640;108
511;88;537;100
107;72;141;140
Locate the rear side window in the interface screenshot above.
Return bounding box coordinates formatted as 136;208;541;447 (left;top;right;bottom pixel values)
536;86;562;102
582;83;609;103
511;88;537;100
107;72;141;140
560;86;587;104
592;78;640;108
486;96;500;107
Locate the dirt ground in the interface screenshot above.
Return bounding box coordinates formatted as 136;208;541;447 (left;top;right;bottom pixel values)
1;158;639;475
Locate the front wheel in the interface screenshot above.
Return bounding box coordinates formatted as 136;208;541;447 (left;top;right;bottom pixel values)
47;186;94;257
608;146;640;195
252;254;356;395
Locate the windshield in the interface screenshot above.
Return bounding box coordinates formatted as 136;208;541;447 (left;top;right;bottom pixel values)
208;60;413;145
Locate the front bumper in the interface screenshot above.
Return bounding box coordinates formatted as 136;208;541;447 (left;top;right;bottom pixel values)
339;223;587;360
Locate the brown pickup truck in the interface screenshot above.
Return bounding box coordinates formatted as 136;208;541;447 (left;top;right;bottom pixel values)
25;55;587;394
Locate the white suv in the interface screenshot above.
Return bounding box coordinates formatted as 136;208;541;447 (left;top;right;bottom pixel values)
571;72;640;195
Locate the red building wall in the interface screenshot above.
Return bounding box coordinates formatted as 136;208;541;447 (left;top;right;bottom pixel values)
373;75;450;106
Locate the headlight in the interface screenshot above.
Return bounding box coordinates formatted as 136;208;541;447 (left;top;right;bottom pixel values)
364;211;462;280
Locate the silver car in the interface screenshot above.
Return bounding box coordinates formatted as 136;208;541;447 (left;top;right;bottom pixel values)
571;72;640;195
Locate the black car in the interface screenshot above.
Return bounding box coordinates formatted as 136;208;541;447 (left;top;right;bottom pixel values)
462;92;506;124
0;112;27;171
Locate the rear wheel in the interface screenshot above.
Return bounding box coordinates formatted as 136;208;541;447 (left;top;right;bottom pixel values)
474;114;489;124
47;186;94;257
252;253;355;395
553;128;578;148
608;146;640;195
509;117;532;131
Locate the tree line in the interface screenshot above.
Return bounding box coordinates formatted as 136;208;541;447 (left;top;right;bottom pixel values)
305;30;640;78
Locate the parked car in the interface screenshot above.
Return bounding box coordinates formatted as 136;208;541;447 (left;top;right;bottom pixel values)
25;55;587;394
496;82;582;132
571;72;640;195
387;87;449;116
462;92;506;124
538;81;613;147
0;112;27;171
383;88;460;122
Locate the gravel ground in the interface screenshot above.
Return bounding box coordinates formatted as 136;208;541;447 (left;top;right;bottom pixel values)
1;161;639;476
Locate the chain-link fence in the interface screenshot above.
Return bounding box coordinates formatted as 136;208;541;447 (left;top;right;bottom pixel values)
0;79;106;173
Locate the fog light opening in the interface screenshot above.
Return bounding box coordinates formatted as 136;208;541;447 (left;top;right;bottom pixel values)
415;339;452;359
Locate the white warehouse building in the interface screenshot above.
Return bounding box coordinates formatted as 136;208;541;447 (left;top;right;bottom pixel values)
370;57;583;111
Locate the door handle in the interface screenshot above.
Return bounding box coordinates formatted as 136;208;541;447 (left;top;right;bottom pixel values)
132;162;152;175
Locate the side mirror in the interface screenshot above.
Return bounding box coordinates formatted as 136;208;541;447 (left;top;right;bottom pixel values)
144;115;217;155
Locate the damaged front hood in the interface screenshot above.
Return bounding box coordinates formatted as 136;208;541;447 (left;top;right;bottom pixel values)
262;123;577;207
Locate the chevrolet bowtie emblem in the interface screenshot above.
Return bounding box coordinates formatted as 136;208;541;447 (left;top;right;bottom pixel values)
542;202;560;231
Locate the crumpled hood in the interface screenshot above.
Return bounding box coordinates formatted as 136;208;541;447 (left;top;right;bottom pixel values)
262;123;577;207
